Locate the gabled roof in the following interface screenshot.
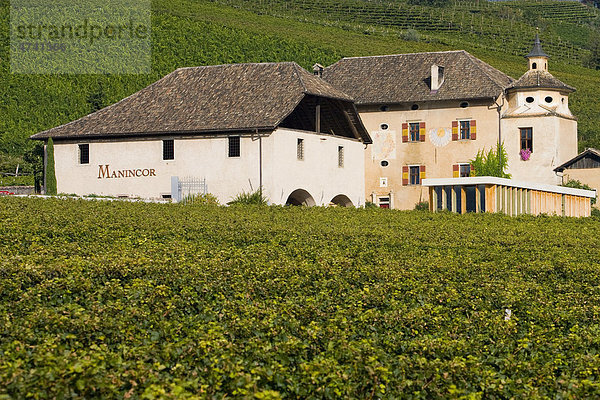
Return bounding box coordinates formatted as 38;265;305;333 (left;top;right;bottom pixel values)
321;50;514;105
554;148;600;172
31;62;367;141
506;70;575;93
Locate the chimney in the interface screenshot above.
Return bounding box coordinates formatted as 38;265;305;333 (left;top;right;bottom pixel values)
313;63;324;77
430;64;445;93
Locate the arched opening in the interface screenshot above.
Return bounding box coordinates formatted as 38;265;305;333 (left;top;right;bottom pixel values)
330;194;354;207
286;189;316;206
532;62;537;70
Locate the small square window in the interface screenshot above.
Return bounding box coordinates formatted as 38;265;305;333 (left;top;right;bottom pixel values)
163;139;174;160
459;164;471;177
228;136;240;158
78;144;89;164
297;138;304;160
460;121;470;140
409;166;420;185
409;122;420;142
338;146;344;167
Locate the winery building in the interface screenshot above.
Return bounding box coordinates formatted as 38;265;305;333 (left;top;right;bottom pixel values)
321;35;578;209
31;62;371;206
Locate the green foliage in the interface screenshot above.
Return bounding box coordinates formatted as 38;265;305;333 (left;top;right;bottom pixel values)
364;201;378;209
0;175;34;187
563;179;597;204
1;198;600;397
2;0;600;162
401;28;420;42
592;207;600;217
414;200;429;211
23;142;44;193
229;189;268;205
470;142;511;178
181;192;220;205
45;138;57;195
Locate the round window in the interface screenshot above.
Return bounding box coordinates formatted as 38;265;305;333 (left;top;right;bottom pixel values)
526;96;534;104
411;104;419;110
381;160;389;167
380;105;389;111
380;124;389;130
545;96;553;103
460;101;469;108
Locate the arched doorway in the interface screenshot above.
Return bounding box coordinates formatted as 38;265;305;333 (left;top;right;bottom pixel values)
330;194;354;207
285;189;316;206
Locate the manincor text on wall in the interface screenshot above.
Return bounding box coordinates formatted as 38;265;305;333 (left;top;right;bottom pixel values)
97;165;156;179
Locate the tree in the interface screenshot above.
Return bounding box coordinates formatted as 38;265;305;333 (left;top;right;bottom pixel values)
46;138;57;195
23;142;44;193
470;142;511;178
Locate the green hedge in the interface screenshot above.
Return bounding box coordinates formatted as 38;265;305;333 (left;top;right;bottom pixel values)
1;197;600;398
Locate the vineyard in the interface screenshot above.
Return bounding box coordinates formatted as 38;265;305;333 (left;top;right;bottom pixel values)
2;0;600;168
1;197;600;398
211;0;599;62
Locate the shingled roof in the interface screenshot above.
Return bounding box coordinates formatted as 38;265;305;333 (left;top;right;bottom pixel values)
31;62;369;141
322;50;514;105
506;70;575;93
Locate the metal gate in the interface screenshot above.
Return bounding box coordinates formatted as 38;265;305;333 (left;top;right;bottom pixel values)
171;176;207;202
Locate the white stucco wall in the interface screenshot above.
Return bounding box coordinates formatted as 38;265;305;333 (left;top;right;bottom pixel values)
52;128;365;206
265;128;365;207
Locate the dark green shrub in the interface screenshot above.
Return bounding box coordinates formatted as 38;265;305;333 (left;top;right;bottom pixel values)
45;138;57;195
414;200;429;211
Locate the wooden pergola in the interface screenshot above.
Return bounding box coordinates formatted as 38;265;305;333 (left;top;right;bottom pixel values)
422;177;596;217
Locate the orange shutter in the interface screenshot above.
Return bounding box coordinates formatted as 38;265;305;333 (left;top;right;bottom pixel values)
402;123;408;143
470;120;476;140
470;163;475;176
452;121;458;141
402;166;409;185
453;164;459;178
419;122;426;142
420;165;426;181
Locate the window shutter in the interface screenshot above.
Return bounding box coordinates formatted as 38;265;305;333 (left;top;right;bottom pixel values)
419;122;426;142
453;164;459;178
452;121;458;141
470;120;476;140
402;166;409;186
420;165;426;180
402;123;408;143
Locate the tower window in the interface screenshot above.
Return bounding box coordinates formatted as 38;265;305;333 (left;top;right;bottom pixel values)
380;124;389;130
520;128;533;152
526;96;534;104
411;104;419;110
162;140;174;160
380;160;389;167
532;62;537;70
460;101;469;108
545;96;553;103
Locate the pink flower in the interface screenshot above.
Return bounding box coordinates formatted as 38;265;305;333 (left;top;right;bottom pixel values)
520;148;531;161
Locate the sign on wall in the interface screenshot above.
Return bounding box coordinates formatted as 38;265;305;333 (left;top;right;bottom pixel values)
97;164;156;179
429;128;452;147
